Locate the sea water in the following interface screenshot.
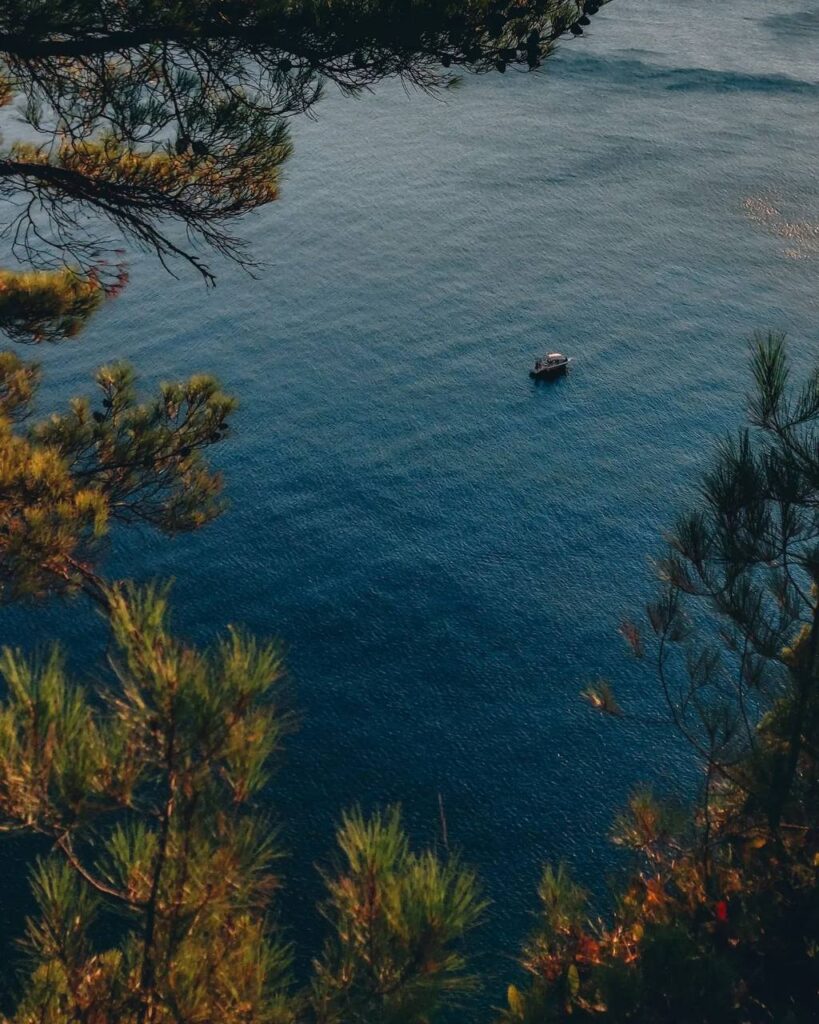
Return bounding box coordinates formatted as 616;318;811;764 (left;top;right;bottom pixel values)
3;0;819;1001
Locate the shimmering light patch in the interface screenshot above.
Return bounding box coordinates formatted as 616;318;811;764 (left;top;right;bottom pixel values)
743;194;819;260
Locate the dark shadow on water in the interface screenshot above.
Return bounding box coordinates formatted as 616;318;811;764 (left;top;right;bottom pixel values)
563;54;819;95
761;11;819;38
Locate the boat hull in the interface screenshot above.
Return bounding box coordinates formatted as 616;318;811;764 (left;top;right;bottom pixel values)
529;363;568;380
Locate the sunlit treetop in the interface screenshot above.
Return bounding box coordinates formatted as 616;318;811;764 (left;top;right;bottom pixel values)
0;350;235;602
0;266;116;342
0;1;609;283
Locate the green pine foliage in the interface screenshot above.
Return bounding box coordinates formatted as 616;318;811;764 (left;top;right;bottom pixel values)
0;268;108;343
0;586;485;1023
501;336;819;1023
0;5;815;1022
0;352;234;601
0;1;607;284
0;582;293;1023
651;331;819;834
312;807;485;1023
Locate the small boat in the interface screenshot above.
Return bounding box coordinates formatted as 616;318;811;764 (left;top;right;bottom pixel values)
529;352;572;380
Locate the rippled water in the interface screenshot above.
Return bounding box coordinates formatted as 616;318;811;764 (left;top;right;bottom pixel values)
3;0;819;1000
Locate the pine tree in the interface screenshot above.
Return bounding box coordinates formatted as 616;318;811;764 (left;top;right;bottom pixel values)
0;1;609;289
0;268;114;343
507;335;819;1023
643;331;819;835
0;584;484;1023
0;582;294;1023
0;352;234;602
312;807;485;1023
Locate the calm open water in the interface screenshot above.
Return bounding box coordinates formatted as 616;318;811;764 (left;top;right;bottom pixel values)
3;0;819;1003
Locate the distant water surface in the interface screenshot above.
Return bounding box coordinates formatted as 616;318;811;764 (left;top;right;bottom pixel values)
3;0;819;1002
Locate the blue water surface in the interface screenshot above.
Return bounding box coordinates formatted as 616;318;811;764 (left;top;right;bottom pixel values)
3;0;819;1003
